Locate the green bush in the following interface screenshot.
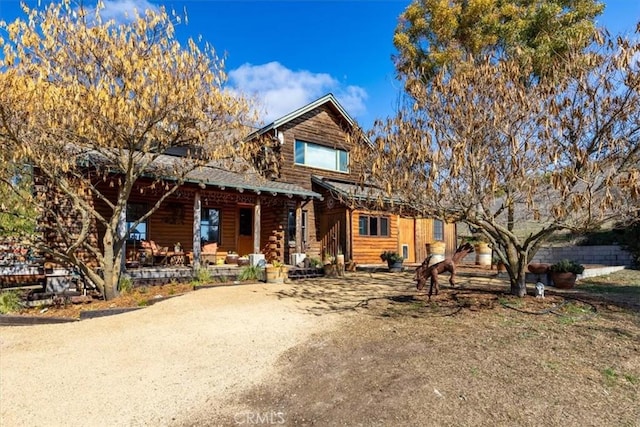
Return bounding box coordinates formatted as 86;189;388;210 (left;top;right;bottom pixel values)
193;267;212;284
550;259;585;274
118;275;133;294
0;291;23;314
238;265;261;281
380;251;403;263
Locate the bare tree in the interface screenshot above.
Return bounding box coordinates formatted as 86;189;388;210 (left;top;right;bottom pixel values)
352;30;640;296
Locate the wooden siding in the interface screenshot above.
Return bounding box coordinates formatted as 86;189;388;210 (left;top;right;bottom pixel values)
351;210;399;264
413;218;457;262
275;105;363;189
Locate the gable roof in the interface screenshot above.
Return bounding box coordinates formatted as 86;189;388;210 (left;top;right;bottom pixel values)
247;93;356;139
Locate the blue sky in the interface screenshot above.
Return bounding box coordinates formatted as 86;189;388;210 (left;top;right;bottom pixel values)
1;0;639;130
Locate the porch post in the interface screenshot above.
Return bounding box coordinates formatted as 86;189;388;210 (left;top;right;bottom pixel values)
192;191;202;270
295;200;302;253
253;198;261;253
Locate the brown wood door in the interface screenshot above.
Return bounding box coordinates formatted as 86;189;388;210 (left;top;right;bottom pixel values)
322;212;346;257
398;217;416;263
237;207;253;256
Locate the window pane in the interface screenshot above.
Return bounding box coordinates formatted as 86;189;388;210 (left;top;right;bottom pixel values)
126;203;147;240
287;209;296;242
370;217;379;236
434;219;444;241
305;143;338;170
359;216;368;235
201;208;220;244
302;211;308;243
380;217;389;236
339;150;349;172
239;208;252;236
295;140;305;164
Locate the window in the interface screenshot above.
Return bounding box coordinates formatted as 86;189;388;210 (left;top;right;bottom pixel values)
201;208;221;244
287;209;308;246
239;208;252;236
295;140;348;172
126;203;147;241
358;215;389;237
433;219;444;241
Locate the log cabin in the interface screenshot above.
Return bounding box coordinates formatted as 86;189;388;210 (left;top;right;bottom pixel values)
40;94;456;270
243;93;457;265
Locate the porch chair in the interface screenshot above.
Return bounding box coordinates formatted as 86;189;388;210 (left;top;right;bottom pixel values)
139;240;170;266
201;243;218;266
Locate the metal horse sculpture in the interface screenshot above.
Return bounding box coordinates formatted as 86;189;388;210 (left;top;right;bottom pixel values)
415;243;475;299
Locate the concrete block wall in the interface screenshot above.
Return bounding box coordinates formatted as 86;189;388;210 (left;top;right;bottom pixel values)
530;245;633;266
460;245;633;267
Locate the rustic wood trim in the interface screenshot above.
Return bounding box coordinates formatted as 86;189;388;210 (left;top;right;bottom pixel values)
295;201;302;253
253;200;261;254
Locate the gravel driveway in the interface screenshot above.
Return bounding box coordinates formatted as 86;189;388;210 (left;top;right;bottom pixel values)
0;283;339;426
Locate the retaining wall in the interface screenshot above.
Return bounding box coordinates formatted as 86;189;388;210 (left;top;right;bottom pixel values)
461;244;633;267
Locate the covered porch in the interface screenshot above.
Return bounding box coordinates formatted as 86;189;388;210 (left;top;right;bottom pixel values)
120;165;322;271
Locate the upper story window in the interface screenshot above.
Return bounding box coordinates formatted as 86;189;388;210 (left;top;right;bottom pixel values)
295;140;348;173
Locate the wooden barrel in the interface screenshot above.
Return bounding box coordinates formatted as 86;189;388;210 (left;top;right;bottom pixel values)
475;242;492;266
426;242;446;266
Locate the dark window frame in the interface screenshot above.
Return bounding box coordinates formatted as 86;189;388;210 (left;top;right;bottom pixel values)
358;215;390;237
433;219;444;241
126;202;148;241
287;209;308;245
201;207;221;245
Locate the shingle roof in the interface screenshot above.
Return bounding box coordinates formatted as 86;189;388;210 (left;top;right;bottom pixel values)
81;148;321;199
186;162;321;199
311;175;402;204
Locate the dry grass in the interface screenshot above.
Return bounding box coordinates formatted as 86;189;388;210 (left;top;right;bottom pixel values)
210;271;640;426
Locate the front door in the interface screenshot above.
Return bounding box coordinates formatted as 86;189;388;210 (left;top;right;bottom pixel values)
237;207;253;256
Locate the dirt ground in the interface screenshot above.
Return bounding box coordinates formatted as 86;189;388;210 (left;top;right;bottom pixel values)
194;271;640;427
2;269;639;426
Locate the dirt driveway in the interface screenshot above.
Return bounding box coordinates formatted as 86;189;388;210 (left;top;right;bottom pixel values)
0;282;341;426
2;271;639;426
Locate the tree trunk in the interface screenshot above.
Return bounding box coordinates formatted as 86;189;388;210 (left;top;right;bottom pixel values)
101;231;121;301
509;254;528;297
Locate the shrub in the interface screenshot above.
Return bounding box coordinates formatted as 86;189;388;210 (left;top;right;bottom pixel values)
550;259;585;275
238;265;261;281
118;275;133;294
380;251;403;263
0;291;22;314
193;267;212;284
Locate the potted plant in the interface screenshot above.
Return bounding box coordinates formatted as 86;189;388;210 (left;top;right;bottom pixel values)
225;251;239;264
380;251;404;272
549;259;585;289
265;260;288;284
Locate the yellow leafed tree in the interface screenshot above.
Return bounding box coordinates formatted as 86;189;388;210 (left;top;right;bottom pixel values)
0;1;255;299
352;29;640;297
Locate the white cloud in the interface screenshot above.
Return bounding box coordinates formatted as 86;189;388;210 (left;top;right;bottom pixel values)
228;62;368;125
84;0;159;24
